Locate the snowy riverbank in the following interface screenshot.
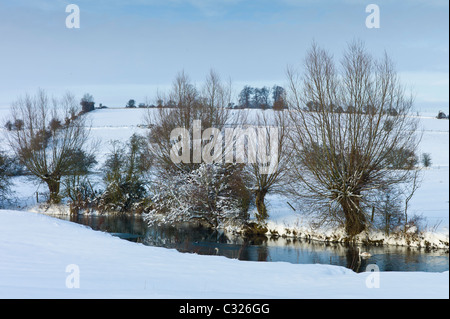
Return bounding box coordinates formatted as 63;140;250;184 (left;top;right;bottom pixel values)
0;209;448;299
258;186;449;250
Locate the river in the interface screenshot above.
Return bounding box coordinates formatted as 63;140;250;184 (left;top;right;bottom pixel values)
58;213;449;273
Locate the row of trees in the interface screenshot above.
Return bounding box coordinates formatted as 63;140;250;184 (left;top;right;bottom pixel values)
1;41;425;239
124;85;288;110
237;85;287;110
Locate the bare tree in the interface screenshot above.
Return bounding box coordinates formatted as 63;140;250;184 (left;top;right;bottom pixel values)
144;70;251;227
246;110;292;222
286;41;420;237
146;69;237;173
145;71;199;173
202;69;233;124
7;89;92;204
403;168;422;231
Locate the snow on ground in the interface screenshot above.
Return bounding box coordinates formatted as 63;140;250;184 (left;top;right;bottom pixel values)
0;209;448;299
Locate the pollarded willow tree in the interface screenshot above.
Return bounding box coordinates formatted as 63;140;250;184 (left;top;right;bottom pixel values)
286;41;420;237
7;89;93;204
144;70;251;228
146;69;235;173
246;110;292;222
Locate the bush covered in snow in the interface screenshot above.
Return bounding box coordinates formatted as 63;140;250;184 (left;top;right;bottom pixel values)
145;163;251;228
66;134;152;214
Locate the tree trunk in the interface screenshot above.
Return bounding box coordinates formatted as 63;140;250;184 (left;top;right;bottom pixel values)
255;189;268;222
45;177;61;204
340;196;366;237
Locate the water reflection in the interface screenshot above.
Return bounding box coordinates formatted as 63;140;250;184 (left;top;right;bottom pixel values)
63;214;449;273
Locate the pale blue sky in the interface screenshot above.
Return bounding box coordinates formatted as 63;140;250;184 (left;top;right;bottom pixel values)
0;0;448;112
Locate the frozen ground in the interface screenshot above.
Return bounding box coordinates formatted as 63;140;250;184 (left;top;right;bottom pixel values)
0;209;448;299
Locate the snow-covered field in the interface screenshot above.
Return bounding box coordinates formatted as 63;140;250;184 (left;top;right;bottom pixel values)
0;106;449;299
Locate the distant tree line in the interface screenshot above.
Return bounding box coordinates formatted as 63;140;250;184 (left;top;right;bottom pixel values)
123;85;288;110
237;85;287;110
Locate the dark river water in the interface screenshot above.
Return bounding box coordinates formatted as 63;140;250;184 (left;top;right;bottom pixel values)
58;213;449;273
